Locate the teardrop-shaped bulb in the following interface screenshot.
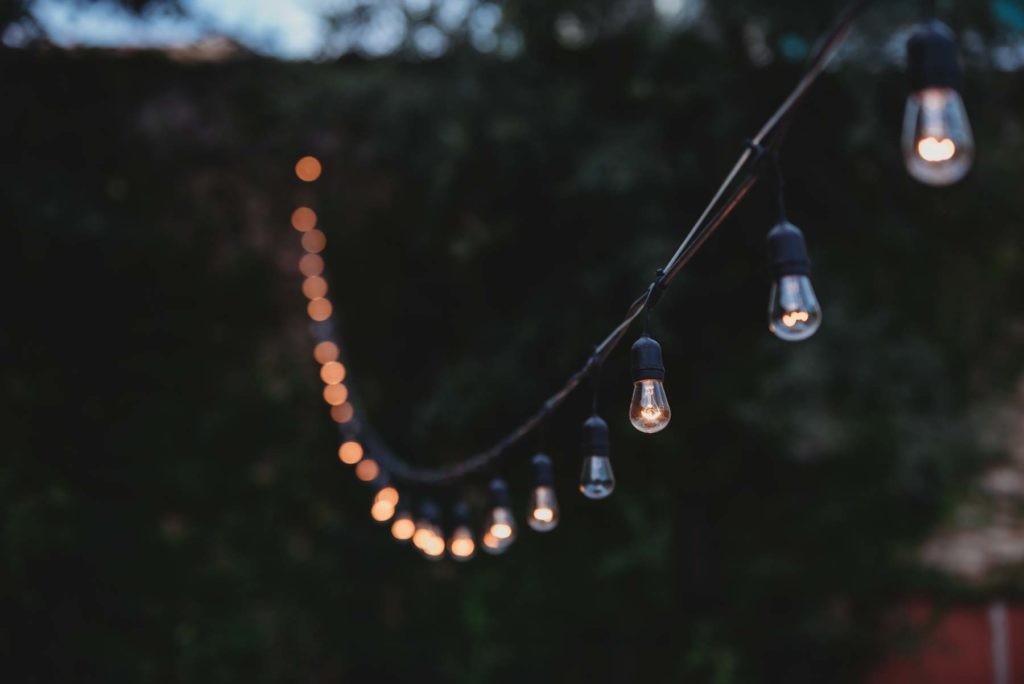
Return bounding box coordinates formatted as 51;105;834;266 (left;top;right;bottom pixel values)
629;379;671;433
579;455;615;499
420;526;446;561
448;525;476;561
484;506;517;548
528;485;560;532
902;87;974;186
481;530;507;555
768;274;822;342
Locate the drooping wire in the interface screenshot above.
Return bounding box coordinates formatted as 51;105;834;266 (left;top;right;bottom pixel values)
332;0;876;487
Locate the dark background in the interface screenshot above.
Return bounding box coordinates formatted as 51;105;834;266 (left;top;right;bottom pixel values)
3;0;1024;681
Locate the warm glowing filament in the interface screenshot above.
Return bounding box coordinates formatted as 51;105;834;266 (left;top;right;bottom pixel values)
323;383;349;406
338;441;363;465
640;406;663;421
354;459;379;482
450;537;475;558
313;340;339;364
490;523;513;540
371;500;395;522
412;528;432;549
424;536;445;557
391;516;415;540
320;361;346;384
295;155;322;182
781;310;810;328
291;207;317;232
375;486;399;506
917;136;956;162
532;507;554;523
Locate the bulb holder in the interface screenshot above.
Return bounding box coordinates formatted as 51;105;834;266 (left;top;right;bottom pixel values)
488;478;511;509
419;499;442;527
767;221;811;278
581;415;610;457
907;20;961;92
630;334;666;382
531;453;555;487
393;497;412;518
451;500;472;528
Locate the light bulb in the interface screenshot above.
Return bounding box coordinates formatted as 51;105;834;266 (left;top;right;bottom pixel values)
413;500;445;560
903;21;973;186
391;509;415;542
376;486;399;507
370;498;395;522
481;530;506;555
628;334;670;433
766;222;821;342
528;454;559;532
579;415;615;499
448;525;476;561
484;478;517;551
422;533;445;560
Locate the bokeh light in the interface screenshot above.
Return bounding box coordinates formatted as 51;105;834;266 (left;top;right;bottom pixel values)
355;459;380;482
301;229;326;253
291;206;317;232
307;297;332;321
299;253;324;277
320;361;346;384
323;383;349;406
302;275;328;300
313;341;339;364
376;486;399;506
338;441;363;465
295;155;322;182
330;402;355;424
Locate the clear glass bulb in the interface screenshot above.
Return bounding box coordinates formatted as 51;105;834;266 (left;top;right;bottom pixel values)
412;518;434;550
421;530;445;561
902;87;974;186
579;455;615;499
448;525;476;561
481;531;506;555
528;485;560;532
484;506;517;546
768;274;822;342
629;379;671;433
391;511;415;542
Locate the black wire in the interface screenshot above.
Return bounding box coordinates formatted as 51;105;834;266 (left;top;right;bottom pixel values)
323;0;875;487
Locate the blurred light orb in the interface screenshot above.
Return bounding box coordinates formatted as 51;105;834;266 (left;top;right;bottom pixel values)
330;402;355;424
295;156;322;182
307;297;332;321
299;253;324;277
320;361;346;384
302;275;328;300
291;206;317;232
323;383;349;406
313;341;339;364
355;459;380;482
338;441;363;465
301;229;326;254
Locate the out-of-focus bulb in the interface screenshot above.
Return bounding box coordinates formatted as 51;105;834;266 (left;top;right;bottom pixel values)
766;222;821;342
422;533;445;560
903;21;973;186
484;478;516;551
413;500;445;560
376;486;399;507
481;530;506;555
448;525;476;561
391;509;415;542
629;333;670;433
371;498;395;522
579;415;615;499
528;454;559;532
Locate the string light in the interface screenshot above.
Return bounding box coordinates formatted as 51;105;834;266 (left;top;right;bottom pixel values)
323;383;349;406
320;361;346;384
413;501;445;560
766;222;822;342
355;459;380;482
313;340;339;364
628;334;671;433
579;415;615;500
291;207;317;232
448;501;476;561
330;402;354;423
391;501;416;542
302;275;328;300
307;297;332;321
301;229;327;254
483;478;516;553
370;475;399;523
902;19;973;186
527;454;559;532
295;155;322;182
338;441;363;465
299;253;324;277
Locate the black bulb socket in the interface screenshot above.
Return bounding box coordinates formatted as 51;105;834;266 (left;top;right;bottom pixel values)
767;221;810;278
419;499;442;526
630;334;666;382
581;415;610;458
451;500;472;528
907;20;961;92
488;478;511;509
531;453;555;487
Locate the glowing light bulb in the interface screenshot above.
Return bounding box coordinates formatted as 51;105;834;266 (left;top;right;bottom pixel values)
391;508;415;542
902;22;973;186
527;454;559;532
376;486;399;507
371;498;395;522
338;440;363;465
448;526;476;561
413;501;444;560
628;334;670;433
766;222;821;342
481;531;506;555
484;478;517;551
579;415;615;499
